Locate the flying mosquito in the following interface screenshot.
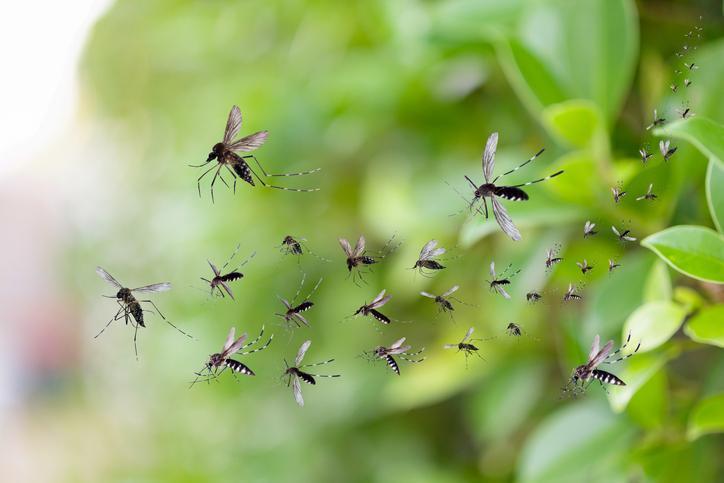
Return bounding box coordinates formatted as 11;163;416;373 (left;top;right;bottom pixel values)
684;78;692;87
646;110;666;130
353;289;393;324
576;259;594;274
611;185;627;203
411;239;447;275
608;259;621;272
95;267;191;358
420;285;470;318
526;291;542;303
684;62;698;71
338;235;397;285
670;83;678;93
563;333;640;397
368;337;425;375
638;146;653;164
190;326;273;387
636;184;658;201
283;340;340;407
200;245;255;300
487;261;519;299
444;327;486;367
461;132;563;241
677;106;694;119
659;140;677;161
545;245;563;269
563;283;582;302
506;322;522;337
583;221;598;238
275;274;323;328
278;235;330;262
612;225;637;242
191;105;320;202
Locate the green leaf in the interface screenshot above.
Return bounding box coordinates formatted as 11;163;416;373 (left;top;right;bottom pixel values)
622;301;687;353
654;117;724;170
542;100;603;149
625;369;667;428
673;286;706;312
684;305;724;348
641;225;724;284
642;261;671;303
687;393;724;441
706;158;724;233
607;347;677;413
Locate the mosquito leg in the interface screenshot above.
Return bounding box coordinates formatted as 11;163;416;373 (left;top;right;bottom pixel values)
239;334;274;355
244;154;321;177
95;306;125;338
133;322;139;361
482;197;489;218
196;163;218;198
189;159;212;168
240;326;266;350
300;359;335;368
247;158;320;192
209;164;225;203
224;165;238;194
492;148;545;183
140;299;166;319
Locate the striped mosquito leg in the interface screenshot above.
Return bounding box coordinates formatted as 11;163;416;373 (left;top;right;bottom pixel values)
300;359;335;368
510;170;564;188
400;355;426;364
247;162;320;192
306;373;341;378
492;148;545;183
403;348;425;357
603;333;640;364
239;333;274;355
240;326;266;350
245;155;321;177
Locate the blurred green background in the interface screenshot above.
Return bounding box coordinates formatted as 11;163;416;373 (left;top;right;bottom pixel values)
4;0;724;482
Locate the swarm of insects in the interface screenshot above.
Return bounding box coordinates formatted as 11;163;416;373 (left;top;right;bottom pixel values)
659;140;677;162
369;337;425;375
461;132;563;241
583;221;598;238
411;239;447;275
201;245;255;300
563;283;582;302
576;259;593;275
190;326;273;387
275;274;322;328
279;235;330;262
526;291;542;303
191;105;320;202
354;289;393;324
545;245;563;269
611;184;627;203
636;184;658;201
562;333;640;397
608;259;621;272
638;146;653;164
283;340;340;407
487;261;520;299
420;285;469;318
444;327;486;367
612;225;637;242
646;109;666;130
96;267;191;358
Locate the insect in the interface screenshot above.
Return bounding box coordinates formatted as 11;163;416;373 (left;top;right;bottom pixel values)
526;291;542;303
487;261;519;299
612;225;637;242
638;146;653;164
200;245;255;300
646;109;666;130
338;235;397;285
563;283;582;302
275;274;323;328
608;259;621;272
191;105;320;202
563;333;640;397
545;245;563;269
278;235;330;262
283;340;340;407
611;185;627;203
95;267;191;358
670;83;678;93
583;221;598;238
369;337;425;375
353;289;393;324
462;132;563;241
684;62;698;71
659;140;677;161
411;239;447;275
684;78;692;87
190;326;273;387
420;285;470;318
636;184;658;201
444;327;485;367
576;259;594;275
677;106;694;119
506;322;522;337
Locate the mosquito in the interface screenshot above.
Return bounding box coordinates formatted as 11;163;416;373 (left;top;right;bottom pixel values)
444;327;486;367
563;283;582;302
191;105;320;202
420;285;470;318
611;185;627;203
278;235;330;262
677;106;693;119
612;225;637;242
583;221;598;238
646;110;666;130
283;340;340;407
637;184;657;201
487;261;519;299
659;140;677;161
462;132;563;241
545;245;563;269
411;239;447;275
608;259;621;272
638;146;653;164
95;267;191;358
684;79;692;87
275;274;323;328
684;62;698;70
353;289;393;324
369;337;425;375
576;259;594;275
338;235;397;285
201;245;255;300
526;291;542;303
506;322;522;337
190;326;273;387
670;84;678;93
563;333;640;397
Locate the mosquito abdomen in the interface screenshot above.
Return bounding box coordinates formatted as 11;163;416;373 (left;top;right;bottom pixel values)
592;369;625;386
384;355;400;375
494;186;529;201
225;359;255;376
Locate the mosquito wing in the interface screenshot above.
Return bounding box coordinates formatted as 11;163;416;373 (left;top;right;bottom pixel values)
96;267;122;289
443;343;458;349
492;197;521;241
429;247;446;258
588;335;600;361
462;326;475;343
222;327;237;352
369;289;390;308
228;131;269;152
296;340;312;366
132;282;172;293
442;285;459;297
418;239;438;260
387;344;412;355
292;375;304;407
420;291;436;299
489;261;496;278
482;132;499;182
207;260;221;277
352;235;366;258
220;281;235;300
389;337;407;350
338;238;353;257
224;332;249;357
659;140;669;157
223;105;243;144
611;226;621;237
495;284;511;299
588;340;614;369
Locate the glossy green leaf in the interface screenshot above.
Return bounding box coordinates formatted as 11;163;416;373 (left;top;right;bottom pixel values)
706;158;724;233
687;393;724;441
684;305;724;348
654;117;724;170
625;369;667;428
542;100;603;148
641;225;724;284
622;301;687;353
673;286;706;312
642;261;671;303
607;347;677;412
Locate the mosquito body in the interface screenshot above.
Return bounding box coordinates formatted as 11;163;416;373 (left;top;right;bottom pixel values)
583;221;598;238
637;184;657;201
412;239;447;275
684;62;698;71
339;235;397;285
608;259;621;272
659;140;677;161
462;132;563;241
95;267;190;358
563;333;640;397
283;340;340;407
487;261;519;299
276;275;322;328
191;105;320;202
638;147;653;164
670;84;678;93
646;109;666;130
684;79;692;87
576;259;593;275
677;106;693;119
369;337;425;375
506;322;522;337
563;283;582;302
190;326;273;386
612;225;637;242
545;245;563;269
354;289;392;324
201;245;255;300
420;285;470;318
526;291;542;303
279;235;330;262
611;185;627;203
